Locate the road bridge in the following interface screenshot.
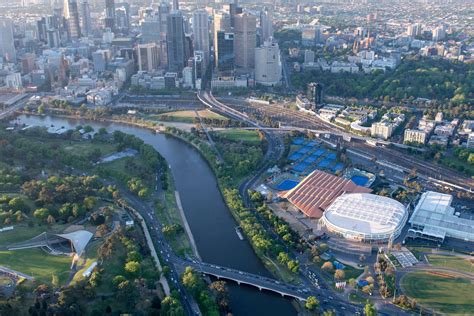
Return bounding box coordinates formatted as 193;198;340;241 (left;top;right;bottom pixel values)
176;258;310;301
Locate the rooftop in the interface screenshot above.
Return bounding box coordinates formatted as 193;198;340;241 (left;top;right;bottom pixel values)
283;170;371;218
409;191;474;241
323;193;408;236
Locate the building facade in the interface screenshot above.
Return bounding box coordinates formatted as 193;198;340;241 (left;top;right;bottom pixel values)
234;13;256;70
255;40;281;86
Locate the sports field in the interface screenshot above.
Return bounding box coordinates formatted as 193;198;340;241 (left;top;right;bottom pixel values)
427;254;474;274
401;271;474;314
0;248;71;285
157;110;228;123
215;129;262;144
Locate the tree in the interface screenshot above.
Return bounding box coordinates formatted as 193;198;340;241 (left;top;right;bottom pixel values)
33;208;50;221
83;196;96;210
277;252;290;265
364;302;376;316
124;261;140;276
287;260;299;273
334;269;345;280
305;296;319;310
46;214;56;225
321;261;334;272
161;296;185;316
365;276;375;284
181;267;204;295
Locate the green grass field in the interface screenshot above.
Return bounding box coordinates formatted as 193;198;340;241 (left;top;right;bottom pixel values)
155;110;228;123
427;254;474;275
0;248;71;285
401;271;474;315
63;142;117;158
0;223;68;247
214;129;262;144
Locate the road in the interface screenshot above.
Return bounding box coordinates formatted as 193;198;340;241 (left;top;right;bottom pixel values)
119;190;201;316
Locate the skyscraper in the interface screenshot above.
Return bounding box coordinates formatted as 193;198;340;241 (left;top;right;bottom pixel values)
0;18;16;61
215;31;234;73
213;11;231;69
307;82;324;109
158;2;170;41
192;10;210;64
234;13;256;70
64;0;81;39
166;11;186;72
260;7;273;42
137;43;160;72
105;0;116;30
80;0;92;36
172;0;179;11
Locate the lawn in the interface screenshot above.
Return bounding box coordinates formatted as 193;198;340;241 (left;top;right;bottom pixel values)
214;129;262;144
0;248;72;285
401;271;474;315
0;223;68;247
427;254;474;275
156;110;228;123
63;141;117;158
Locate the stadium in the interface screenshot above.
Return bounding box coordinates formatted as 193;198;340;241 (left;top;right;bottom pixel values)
321;193;408;243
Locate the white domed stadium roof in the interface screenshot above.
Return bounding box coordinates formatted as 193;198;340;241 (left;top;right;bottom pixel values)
322;193;408;241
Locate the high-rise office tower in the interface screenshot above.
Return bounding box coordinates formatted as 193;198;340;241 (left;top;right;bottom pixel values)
38;15;62;47
116;7;129;32
234;13;256;70
172;0;179;11
225;0;241;28
307;82;324;108
80;0;92;36
432;26;446;41
260;7;273;42
255;40;281;86
158;2;170;40
105;0;116;30
0;18;16;61
192;10;210;64
137;43;160;72
213;11;231;68
166;11;186;72
141;15;161;43
64;0;81;39
215;31;234;73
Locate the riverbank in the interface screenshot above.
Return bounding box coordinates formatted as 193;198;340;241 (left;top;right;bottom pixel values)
11;112;299;315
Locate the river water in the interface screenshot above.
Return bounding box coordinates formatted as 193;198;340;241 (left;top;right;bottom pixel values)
12;115;297;316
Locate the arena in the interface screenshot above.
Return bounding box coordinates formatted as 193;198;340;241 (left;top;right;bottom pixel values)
321;193;408;243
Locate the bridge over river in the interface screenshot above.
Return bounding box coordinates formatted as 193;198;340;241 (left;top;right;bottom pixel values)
174;257;311;301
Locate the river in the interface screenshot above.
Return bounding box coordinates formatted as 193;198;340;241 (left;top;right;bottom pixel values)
12;114;297;316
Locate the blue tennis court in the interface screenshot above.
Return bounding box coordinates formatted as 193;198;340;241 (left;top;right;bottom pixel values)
312;149;326;157
332;163;345;172
297;147;311;154
292;137;305;145
317;159;332;168
326;153;337;160
334;261;346;270
304;156;317;164
351;175;369;186
276;179;299;191
288;152;303;161
306;140;318;147
292;162;309;172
